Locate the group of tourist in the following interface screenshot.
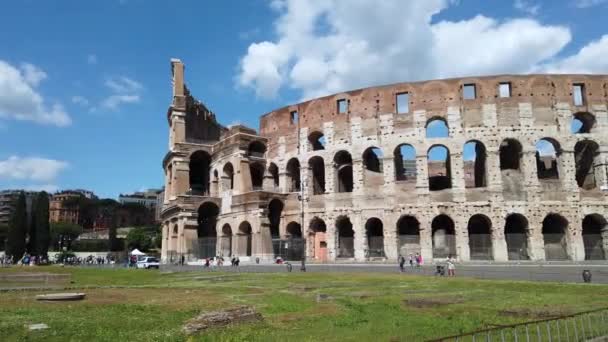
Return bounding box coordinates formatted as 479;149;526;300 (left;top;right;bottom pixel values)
398;253;457;277
199;256;241;269
0;253;50;266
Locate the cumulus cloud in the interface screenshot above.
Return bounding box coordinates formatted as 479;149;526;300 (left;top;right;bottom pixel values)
0;156;68;182
540;35;608;74
236;0;605;100
0;60;72;126
101;76;143;110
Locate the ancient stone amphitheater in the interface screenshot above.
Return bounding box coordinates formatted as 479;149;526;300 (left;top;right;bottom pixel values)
160;59;608;264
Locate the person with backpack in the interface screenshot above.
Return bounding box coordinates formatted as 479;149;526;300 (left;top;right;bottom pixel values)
398;255;405;272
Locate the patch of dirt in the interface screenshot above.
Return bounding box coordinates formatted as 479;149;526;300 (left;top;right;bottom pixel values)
274;303;339;323
182;306;263;335
499;307;573;319
404;296;464;308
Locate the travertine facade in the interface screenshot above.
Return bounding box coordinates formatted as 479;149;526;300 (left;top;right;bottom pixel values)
161;58;608;263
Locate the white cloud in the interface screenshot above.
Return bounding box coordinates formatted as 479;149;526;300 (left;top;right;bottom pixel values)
573;0;608;8
514;0;540;15
0;156;68;182
100;76;143;110
0;60;71;126
87;54;98;65
540;35;608;74
71;95;89;106
236;0;605;100
101;94;140;110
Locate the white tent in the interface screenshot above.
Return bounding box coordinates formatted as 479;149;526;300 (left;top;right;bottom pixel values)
130;249;146;256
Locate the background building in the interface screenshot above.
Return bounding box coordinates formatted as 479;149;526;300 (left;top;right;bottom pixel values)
0;190;37;226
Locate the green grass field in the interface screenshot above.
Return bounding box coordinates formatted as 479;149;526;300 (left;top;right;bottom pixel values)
0;266;607;341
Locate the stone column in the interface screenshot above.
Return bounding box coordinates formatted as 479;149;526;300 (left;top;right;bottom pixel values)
454;213;469;261
169;111;186;150
567;215;585;261
326;216;337;262
353;212;365;261
450;150;466;202
173;158;190;197
383;156;396;195
164;164;172;202
491;212;508;261
486;148;503;202
325;162;336;194
560;149;579;201
383;212;398;260
237;160;252;194
416;154;430;196
522;148;540;197
300;163;311;195
161;223;168;263
352;159;364;194
527;214;545;261
418;214;433;262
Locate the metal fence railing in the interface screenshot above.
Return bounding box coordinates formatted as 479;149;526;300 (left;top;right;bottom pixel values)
428;307;608;342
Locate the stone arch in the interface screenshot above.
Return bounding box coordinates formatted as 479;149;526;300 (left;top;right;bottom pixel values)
431;214;456;259
426;117;449;138
365;217;385;258
248;141;266;157
504;213;530;260
427;145;452;191
189;150;211;195
220;223;232;257
362;147;383;173
250;162;265;190
286;158;301;192
308;131;326;151
197;202;219;258
334;151;353;193
286;221;302;237
574;140;600;190
308;217;327;262
463;140;487;188
308;156;326;195
397;215;420;256
499;138;523;170
542;213;569;260
535;138;561;180
582;214;608;260
394;144;416;181
571;112;596;134
467;214;493;260
222;163;235;190
336;216;354;258
268;162;279;188
237;221;253;257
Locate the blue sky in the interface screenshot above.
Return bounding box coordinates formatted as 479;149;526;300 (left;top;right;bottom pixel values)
0;0;606;199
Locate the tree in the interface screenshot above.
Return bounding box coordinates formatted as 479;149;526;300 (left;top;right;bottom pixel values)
34;192;51;256
0;224;8;251
6;192;27;260
27;195;37;254
126;228;152;252
50;222;83;251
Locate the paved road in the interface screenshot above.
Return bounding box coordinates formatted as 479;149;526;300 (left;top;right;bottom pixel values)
160;262;608;284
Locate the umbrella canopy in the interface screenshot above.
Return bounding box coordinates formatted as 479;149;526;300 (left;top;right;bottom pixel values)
130;249;146;256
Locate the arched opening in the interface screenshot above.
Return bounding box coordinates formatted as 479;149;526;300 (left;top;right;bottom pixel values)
172;224;178;234
286;158;301;192
397;216;420;256
308;156;326;195
334;151;353;193
542;214;569;260
426;118;449;138
432;215;456;259
365;218;385;258
189;151;211;195
222;163;234;191
499;139;522;170
467;214;493;260
583;214;608;260
237;221;252;257
535;138;561;180
248;141;266;158
268;163;279;188
336;216;354;258
463;141;487;188
197;202;219;258
571;112;596;134
309;217;327;261
220;224;232;257
250;162;265;190
504;214;530;260
394;144;416;181
283;221;304;260
574;140;600;190
363;147;384;188
308;131;326;151
268;199;283;239
427;145;452;191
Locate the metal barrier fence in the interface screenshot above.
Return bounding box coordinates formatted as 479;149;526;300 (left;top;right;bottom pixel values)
338;237;355;258
428;307;608;342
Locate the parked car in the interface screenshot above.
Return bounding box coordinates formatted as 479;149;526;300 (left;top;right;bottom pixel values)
136;256;160;269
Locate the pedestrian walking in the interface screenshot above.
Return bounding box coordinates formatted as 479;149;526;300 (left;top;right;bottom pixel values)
446;255;456;277
408;253;414;268
398;255;405;272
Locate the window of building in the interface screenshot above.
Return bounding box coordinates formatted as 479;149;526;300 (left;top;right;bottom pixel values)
499;82;511;98
463;84;476;100
290;110;298;125
396;92;409;114
573;84;585;106
337;99;348;114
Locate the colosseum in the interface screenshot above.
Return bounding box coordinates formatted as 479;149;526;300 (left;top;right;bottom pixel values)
160;58;608;264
